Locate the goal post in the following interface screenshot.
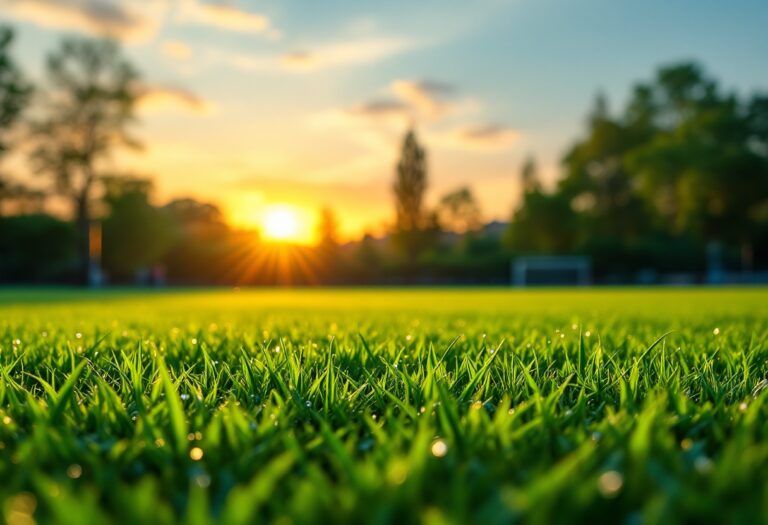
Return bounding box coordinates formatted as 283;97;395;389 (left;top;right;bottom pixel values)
512;256;592;287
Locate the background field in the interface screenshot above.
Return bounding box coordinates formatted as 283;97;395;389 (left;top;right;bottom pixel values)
1;288;767;524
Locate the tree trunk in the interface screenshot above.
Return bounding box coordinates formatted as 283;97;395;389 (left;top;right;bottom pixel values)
75;191;90;286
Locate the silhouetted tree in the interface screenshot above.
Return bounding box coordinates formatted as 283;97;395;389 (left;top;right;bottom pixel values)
317;206;339;248
626;63;768;246
162;198;234;284
29;37;141;284
0;26;33;216
102;177;173;282
0;214;76;282
519;155;540;195
560;94;651;240
393;129;430;262
438;187;482;233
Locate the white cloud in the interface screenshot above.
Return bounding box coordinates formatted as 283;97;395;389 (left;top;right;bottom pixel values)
162;39;192;60
208;36;416;74
314;79;519;155
137;85;214;115
434;123;520;151
0;0;165;42
346;78;465;125
176;0;270;34
279;37;414;71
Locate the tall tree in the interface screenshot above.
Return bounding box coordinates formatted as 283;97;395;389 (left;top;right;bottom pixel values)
30;37;141;284
0;26;32;216
393;129;429;261
506;155;579;253
317;206;339;248
519;155;540;196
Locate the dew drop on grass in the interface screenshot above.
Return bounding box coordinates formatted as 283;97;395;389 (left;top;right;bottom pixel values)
597;471;623;497
695;456;713;474
190;447;204;460
713;327;720;335
66;464;83;479
431;439;448;458
180;394;190;401
305;400;312;408
194;474;211;488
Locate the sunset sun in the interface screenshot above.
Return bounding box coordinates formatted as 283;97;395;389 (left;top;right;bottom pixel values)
262;205;305;243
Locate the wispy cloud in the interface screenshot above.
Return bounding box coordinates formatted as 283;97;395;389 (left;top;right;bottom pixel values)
437;123;520;151
138;85;214;115
346;78;465;125
390;80;455;119
162;39;192;60
208;36;417;74
0;0;164;42
316;78;518;154
279;37;415;71
176;0;271;34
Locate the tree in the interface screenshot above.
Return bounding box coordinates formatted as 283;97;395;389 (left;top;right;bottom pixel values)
559;94;652;240
0;26;33;216
317;206;339;248
393;129;429;261
438;187;482;233
102;177;172;282
29;37;141;284
162;198;233;284
626;63;768;246
519;155;540;196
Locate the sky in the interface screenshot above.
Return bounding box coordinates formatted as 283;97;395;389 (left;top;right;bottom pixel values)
1;0;767;241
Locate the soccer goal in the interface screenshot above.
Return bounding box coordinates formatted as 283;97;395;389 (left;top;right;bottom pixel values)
511;256;592;286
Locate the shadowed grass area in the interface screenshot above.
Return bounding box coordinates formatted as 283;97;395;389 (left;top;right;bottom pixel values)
0;288;767;524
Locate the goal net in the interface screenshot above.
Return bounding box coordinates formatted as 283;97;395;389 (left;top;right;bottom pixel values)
512;256;592;286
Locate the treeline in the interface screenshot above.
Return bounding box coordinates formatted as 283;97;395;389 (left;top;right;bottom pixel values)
1;26;767;285
365;63;768;283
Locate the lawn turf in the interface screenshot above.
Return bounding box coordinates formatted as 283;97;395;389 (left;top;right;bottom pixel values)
1;287;767;524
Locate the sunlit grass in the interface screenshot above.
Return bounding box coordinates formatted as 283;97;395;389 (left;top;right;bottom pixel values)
0;288;767;524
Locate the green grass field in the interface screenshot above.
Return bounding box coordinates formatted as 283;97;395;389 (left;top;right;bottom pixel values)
1;288;767;524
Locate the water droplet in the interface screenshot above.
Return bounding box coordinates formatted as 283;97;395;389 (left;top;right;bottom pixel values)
694;456;713;474
190;447;204;460
597;470;623;497
66;464;83;479
194;474;211;488
431;439;448;457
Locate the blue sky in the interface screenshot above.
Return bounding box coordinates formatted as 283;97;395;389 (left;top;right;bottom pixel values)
1;0;767;238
